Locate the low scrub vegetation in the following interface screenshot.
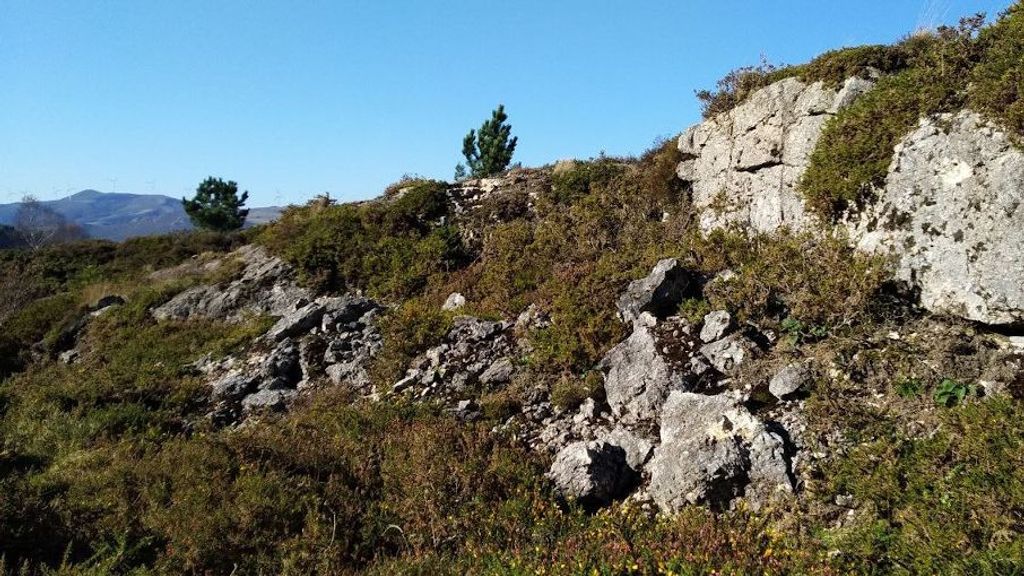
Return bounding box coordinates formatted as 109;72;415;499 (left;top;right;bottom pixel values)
260;179;465;300
3;6;1024;574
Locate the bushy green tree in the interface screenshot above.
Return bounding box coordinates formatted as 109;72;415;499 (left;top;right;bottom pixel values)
457;105;518;178
182;177;250;232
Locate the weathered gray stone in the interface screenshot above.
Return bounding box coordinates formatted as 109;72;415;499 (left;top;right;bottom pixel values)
699;310;732;343
266;303;326;343
616;259;694;324
603;427;654;472
211;372;256;400
256;341;302;390
649;391;794;512
852;111;1024;326
547;440;633;507
601;318;690;423
769;362;811;399
442;292;467;311
648;436;748;512
479;357;514;385
699;334;757;374
153;246;311;322
242;389;296;412
678;76;874;234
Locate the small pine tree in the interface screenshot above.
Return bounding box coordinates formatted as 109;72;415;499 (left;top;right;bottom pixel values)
182;177;249;232
458;105;518;178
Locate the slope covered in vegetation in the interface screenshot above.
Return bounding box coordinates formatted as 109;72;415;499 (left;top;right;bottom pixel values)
2;5;1024;575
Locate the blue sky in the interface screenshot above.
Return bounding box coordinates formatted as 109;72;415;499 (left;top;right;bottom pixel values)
0;1;1012;206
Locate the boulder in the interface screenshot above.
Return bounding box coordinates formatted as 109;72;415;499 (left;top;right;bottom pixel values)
547;440;634;507
601;315;691;423
699;310;732;343
852;111;1024;326
678;76;874;234
648;435;748;512
648;391;794;512
479;357;514;385
616;259;694;324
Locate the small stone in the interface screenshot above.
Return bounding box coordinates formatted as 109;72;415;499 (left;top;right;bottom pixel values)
211;372;256;400
442;292;467;311
616;259;695;324
700;334;756;374
479;358;514;385
265;302;327;342
700;310;732;343
242;389;296;412
768;362;812;400
392;371;421;393
579;397;598;420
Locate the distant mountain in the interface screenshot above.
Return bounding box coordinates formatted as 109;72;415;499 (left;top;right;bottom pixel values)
0;191;282;241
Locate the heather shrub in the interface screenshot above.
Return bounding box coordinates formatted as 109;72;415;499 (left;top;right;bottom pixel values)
262;179;465;299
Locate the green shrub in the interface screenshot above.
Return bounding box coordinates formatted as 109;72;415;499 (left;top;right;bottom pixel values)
262;179;465;300
695;58;793;119
688;229;890;329
799;16;991;220
369;299;454;387
824;397;1024;573
970;4;1024;137
550;371;604;411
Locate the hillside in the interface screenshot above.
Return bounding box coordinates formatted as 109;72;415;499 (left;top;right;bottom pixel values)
0;190;281;241
2;6;1024;575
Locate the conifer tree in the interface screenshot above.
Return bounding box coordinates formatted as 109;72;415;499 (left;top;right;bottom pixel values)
457;105;518;178
182;177;249;232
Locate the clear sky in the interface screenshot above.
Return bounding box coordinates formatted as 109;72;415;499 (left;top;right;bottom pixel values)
0;0;1012;206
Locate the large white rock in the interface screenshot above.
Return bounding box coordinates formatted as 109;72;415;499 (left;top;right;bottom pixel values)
678;76;874;235
648;391;793;512
852;111;1024;326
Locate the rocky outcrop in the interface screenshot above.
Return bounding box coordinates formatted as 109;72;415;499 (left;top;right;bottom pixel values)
392;316;519;400
153;245;311;322
151;246;383;424
204;294;382;423
677;76;874;234
853;111;1024;326
541;261;799;510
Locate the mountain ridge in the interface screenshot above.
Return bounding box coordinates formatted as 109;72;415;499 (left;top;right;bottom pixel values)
0;190;281;241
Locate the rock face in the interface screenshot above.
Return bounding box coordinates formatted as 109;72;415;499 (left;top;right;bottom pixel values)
853;111;1024;326
677;76;874;234
153;245;311;322
151;247;383;424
